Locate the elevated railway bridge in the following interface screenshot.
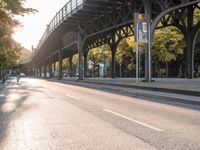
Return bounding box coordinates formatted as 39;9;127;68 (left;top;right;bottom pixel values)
25;0;200;81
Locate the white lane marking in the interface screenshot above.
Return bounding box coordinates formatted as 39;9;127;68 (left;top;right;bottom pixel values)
65;94;80;100
104;109;164;132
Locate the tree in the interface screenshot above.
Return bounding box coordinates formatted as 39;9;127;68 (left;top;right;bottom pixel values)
0;0;36;39
194;4;200;77
88;45;111;77
152;27;185;77
0;0;37;79
116;37;145;78
0;38;22;78
194;3;200;25
116;37;136;77
194;31;200;77
87;37;143;78
72;54;78;76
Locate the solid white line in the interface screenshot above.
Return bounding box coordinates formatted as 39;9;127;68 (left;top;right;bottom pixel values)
65;94;80;100
104;109;164;132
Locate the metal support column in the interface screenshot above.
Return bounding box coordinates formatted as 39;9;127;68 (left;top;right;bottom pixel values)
69;56;73;77
49;56;53;78
33;67;35;77
83;52;88;78
58;49;63;80
29;66;32;76
187;5;195;79
34;67;36;77
37;67;39;77
53;62;56;77
111;47;116;78
39;67;42;77
110;33;117;78
144;2;152;82
78;26;83;80
44;65;47;78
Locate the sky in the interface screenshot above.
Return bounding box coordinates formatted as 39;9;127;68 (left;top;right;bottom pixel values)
12;0;68;51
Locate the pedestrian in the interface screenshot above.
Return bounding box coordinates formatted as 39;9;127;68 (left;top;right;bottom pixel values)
16;69;20;82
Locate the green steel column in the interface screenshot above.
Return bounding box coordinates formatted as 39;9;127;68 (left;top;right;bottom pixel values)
69;56;73;77
49;56;53;78
78;26;83;80
83;52;88;78
58;49;63;80
186;5;195;79
110;33;117;79
44;65;47;78
39;66;42;77
144;1;152;82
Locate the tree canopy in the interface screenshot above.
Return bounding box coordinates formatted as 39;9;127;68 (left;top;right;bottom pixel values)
152;27;185;64
0;0;37;75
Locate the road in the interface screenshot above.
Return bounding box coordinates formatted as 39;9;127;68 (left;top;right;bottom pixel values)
0;77;200;150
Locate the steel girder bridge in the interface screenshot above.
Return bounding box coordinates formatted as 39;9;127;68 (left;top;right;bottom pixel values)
28;0;200;81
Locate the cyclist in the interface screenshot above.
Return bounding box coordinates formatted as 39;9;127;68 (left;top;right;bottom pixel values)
16;69;20;82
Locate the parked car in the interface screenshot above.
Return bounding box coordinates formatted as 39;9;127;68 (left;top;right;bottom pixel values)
20;73;26;77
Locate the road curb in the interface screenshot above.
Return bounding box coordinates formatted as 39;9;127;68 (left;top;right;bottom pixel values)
124;90;200;106
78;80;200;97
58;79;200;106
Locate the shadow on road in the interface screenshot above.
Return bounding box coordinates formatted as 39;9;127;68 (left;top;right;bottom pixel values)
0;79;46;146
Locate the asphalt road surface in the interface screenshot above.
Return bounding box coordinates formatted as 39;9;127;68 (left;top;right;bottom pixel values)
0;77;200;150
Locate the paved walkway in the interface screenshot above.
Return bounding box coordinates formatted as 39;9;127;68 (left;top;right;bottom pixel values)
0;78;157;150
62;77;200;96
2;77;200;107
0;80;9;92
0;83;3;91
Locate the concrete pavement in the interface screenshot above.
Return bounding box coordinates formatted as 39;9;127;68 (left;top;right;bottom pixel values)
59;77;200;106
0;79;11;92
1;77;200;149
0;78;156;150
64;77;200;96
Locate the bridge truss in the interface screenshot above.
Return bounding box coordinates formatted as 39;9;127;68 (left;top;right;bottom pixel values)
28;0;200;81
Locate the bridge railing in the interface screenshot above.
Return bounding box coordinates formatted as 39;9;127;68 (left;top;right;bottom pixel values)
35;0;84;54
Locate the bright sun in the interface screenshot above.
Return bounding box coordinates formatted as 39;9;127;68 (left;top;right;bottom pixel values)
12;0;68;51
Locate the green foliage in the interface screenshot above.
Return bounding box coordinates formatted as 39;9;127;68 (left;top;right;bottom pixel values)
152;27;185;64
117;37;136;71
87;45;111;77
87;37;142;77
88;45;111;64
194;3;200;25
71;54;78;75
0;0;37;15
72;54;78;66
62;58;70;70
0;0;37;71
194;33;200;69
79;5;200;78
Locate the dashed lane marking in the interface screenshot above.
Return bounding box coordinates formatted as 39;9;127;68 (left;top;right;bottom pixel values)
104;109;164;132
65;94;80;100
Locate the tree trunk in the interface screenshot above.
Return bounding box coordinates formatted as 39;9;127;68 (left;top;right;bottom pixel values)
166;62;169;78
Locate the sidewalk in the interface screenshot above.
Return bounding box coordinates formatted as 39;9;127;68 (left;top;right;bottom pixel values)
0;80;5;92
0;78;12;92
62;77;200;96
60;77;200;106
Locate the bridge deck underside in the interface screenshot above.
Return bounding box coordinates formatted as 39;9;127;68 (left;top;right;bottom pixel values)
31;0;200;80
33;0;142;64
